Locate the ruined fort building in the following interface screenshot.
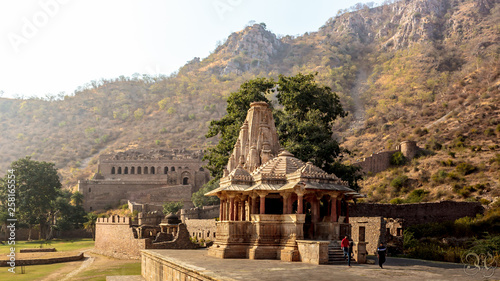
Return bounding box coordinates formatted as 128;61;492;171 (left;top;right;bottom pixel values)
79;149;210;212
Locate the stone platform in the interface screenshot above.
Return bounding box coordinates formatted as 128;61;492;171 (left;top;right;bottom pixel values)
141;249;494;281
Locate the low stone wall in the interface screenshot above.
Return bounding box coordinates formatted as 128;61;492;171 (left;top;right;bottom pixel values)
20;248;56;253
0;253;84;266
296;240;329;265
141;250;213;281
184;219;217;242
1;228;92;241
350;201;484;227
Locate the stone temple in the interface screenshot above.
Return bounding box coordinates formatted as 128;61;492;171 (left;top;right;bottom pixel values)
205;101;362;262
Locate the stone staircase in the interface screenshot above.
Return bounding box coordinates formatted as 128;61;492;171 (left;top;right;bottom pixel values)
328;241;347;265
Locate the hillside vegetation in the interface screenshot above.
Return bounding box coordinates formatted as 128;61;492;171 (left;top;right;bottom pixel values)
0;0;498;205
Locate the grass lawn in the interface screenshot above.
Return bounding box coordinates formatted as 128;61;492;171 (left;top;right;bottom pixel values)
73;261;141;281
0;262;67;281
0;238;95;253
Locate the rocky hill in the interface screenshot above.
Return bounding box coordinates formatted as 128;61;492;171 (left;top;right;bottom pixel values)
0;0;498;204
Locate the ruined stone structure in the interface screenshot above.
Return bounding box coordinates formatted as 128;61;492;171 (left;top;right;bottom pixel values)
78;149;210;211
350;217;403;256
184;219;217;242
205;102;363;263
355;140;422;174
94;214;198;259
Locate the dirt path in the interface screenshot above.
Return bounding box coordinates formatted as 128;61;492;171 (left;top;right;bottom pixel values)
60;252;95;281
348;68;368;132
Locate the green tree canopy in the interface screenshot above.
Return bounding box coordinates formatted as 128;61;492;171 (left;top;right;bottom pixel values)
0;156;62;240
163;201;184;215
203;73;360;197
191;180;220;208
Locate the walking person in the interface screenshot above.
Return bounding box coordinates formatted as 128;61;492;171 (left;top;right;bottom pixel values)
377;243;387;269
341;236;349;260
347;241;354;267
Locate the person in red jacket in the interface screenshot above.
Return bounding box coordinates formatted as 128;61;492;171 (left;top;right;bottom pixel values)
341;236;350;260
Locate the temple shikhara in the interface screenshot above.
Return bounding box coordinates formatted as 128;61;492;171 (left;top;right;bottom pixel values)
206;101;362;262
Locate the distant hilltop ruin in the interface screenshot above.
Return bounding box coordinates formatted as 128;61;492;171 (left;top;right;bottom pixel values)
78;148;210;212
355;140;422;175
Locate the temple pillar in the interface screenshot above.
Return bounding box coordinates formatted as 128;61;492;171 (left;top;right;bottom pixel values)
337;198;341;222
282;193;290;214
287;195;293;214
345;198;350;223
229;196;235;221
259;193;267;214
297;193;304;214
220;198;225;221
251;194;258;216
240;196;246;221
235;199;240;221
330;195;338;222
311;196;319;223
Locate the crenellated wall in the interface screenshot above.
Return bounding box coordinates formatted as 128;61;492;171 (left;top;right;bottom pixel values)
94;215;146;259
180;205;220;221
94;215;199;259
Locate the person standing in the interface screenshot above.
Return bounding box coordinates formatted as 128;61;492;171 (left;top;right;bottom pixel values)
348;241;354;267
341;236;349;260
377;243;387;269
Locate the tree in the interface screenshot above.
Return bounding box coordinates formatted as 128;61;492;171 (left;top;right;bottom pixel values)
163;201;184;215
192;181;220;207
53;190;86;234
203;73;362;197
274;73;348;175
83;212;98;241
0;157;62;240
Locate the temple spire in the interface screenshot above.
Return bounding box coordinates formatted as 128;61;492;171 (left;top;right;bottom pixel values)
226;102;280;174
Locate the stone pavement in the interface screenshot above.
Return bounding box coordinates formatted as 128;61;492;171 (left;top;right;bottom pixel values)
141;249;500;281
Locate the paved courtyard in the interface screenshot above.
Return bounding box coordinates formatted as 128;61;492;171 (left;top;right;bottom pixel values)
142;249;500;281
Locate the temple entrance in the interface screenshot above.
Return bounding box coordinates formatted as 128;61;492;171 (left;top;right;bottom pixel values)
265;194;282;214
303;202;312;239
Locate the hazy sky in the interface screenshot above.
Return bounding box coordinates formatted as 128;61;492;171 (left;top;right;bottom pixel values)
0;0;377;99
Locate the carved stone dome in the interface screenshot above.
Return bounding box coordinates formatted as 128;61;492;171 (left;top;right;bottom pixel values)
165;213;180;224
251;150;305;176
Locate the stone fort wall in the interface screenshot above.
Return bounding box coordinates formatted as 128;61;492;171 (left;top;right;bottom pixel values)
350;201;484;227
94;216;146;259
94;215;199;259
355;141;421;174
79;181;195;212
181;205;220;221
